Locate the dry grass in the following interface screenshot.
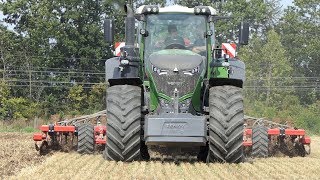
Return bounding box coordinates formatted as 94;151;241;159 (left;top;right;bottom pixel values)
5;135;319;180
0;133;44;179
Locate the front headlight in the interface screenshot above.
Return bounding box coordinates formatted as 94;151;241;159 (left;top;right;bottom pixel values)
183;66;200;76
151;64;168;75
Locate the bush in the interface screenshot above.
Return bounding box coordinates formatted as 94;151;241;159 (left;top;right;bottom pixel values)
294;101;320;134
67;85;87;113
245;98;320;134
87;83;106;113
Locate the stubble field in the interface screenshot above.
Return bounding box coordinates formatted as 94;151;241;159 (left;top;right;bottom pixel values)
1;133;320;180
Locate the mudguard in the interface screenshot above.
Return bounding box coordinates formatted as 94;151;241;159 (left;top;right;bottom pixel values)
209;58;245;88
229;58;245;82
105;57;120;83
105;56;141;86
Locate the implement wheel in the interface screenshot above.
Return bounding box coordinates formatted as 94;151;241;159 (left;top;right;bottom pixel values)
104;85;143;161
252;124;269;158
208;85;244;163
77;123;95;154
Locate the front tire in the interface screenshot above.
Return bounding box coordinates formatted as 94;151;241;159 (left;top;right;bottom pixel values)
104;85;142;161
208;85;244;163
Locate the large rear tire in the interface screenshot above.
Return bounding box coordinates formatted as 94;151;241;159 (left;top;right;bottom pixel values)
208;85;244;163
77;123;95;154
252;124;269;158
104;85;142;161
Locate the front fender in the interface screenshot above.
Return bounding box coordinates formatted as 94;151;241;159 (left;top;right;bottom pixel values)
105;57;120;83
209;58;245;88
105;57;142;86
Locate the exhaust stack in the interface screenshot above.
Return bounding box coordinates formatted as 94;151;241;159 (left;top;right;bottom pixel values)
124;5;135;46
108;4;141;86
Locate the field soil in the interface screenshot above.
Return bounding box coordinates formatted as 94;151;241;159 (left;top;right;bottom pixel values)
1;133;319;180
0;133;44;179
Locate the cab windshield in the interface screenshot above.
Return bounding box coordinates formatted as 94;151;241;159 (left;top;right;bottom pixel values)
144;14;207;58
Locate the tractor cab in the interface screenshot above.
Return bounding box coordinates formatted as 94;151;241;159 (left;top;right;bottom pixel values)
135;5;217;112
141;11;209;55
137;5;215;59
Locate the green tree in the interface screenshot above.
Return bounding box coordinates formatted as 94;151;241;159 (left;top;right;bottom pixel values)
0;80;10;119
67;85;87;113
0;0;118;69
279;0;320;76
213;0;282;44
0;0;127;110
240;30;293;107
87;83;106;112
277;0;320;104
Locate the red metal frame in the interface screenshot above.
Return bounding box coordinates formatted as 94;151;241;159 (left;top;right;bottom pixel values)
244;128;306;136
302;137;311;144
33;133;46;141
268;129;305;136
35;124;311;151
94;125;106;135
95;139;106;144
34;124;107;145
243;141;252;146
94;125;107;145
243;128;311;146
39;125;76;133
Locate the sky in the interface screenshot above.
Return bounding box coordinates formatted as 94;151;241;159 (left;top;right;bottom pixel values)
281;0;294;8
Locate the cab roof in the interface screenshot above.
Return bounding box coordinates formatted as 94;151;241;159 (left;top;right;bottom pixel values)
136;5;217;15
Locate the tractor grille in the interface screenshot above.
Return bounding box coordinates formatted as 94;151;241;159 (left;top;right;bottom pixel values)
152;71;199;97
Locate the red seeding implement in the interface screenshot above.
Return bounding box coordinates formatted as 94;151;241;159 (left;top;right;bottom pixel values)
33;111;107;155
33;113;311;159
243;116;311;158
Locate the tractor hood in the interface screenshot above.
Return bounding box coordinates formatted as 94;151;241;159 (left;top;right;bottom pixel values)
149;49;203;70
147;49;205;113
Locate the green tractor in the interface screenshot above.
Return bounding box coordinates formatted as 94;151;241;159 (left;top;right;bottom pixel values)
104;4;249;163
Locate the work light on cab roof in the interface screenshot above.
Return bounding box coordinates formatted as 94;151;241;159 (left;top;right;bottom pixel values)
136;5;216;15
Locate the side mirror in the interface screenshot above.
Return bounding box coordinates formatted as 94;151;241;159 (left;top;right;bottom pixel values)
104;19;114;44
238;22;249;45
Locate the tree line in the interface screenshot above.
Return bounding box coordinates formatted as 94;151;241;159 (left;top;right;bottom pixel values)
0;0;319;133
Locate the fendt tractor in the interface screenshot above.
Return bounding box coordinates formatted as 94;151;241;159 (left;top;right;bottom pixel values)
103;4;249;163
33;4;311;163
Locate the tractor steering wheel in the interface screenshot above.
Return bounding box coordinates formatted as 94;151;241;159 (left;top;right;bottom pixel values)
165;43;186;50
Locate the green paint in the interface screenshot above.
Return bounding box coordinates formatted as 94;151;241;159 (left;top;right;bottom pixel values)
139;22;146;78
158;93;172;101
191;71;205;112
143;80;149;87
157;93;193;103
158;92;193;103
207;23;212;79
212;67;229;78
139;35;145;77
146;70;159;111
179;93;193;102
